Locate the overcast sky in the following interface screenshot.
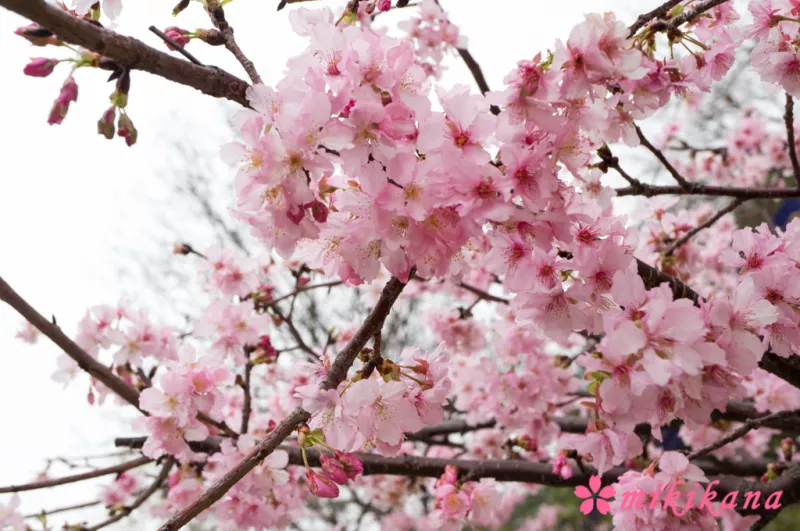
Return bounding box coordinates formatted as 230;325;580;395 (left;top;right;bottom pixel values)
0;0;646;526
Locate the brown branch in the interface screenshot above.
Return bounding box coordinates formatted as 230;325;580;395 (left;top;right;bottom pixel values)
83;458;174;531
239;361;254;434
0;456;150;494
715;463;800;516
159;273;413;530
636;124;694;190
457;282;510;304
663;198;746;256
648;0;731;32
0;275;143;411
615;183;800;199
0;0;250;107
270;305;319;360
628;0;684;37
24;500;102;519
206;0;262;85
266;280;343;306
785;93;800;188
687;410;800;460
455;48;500;115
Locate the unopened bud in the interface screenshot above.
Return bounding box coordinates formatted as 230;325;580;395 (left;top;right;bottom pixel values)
195;28;226;46
110;70;130;108
15;24;59;46
164;26;192;49
97;106;116;139
308;200;329;223
781;437;794;461
48;75;78;125
172;0;191;16
173;243;192;255
117;113;137;146
24;57;59;77
286;204;305;225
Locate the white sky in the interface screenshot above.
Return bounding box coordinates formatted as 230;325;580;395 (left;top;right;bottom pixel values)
0;0;641;526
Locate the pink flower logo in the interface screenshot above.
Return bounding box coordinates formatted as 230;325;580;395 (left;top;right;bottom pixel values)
574;475;615;515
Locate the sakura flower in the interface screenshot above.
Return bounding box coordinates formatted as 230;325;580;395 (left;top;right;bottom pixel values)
574;475;615;515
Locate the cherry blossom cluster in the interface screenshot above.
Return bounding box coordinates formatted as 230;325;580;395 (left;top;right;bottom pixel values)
397;0;467;78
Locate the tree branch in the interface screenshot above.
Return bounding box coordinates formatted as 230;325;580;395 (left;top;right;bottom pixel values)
687;410;800;460
0;456;150;494
159;272;413;530
663;198;746;256
785;93;800;188
83;458;174;531
636;124;694;190
647;0;731;33
628;0;684;37
206;0;262;84
0;0;250;107
0;275;143;411
615;183;800;199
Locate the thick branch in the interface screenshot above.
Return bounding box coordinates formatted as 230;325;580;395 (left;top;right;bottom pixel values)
0;275;143;411
648;0;731;32
0;0;250;107
785;93;800;188
0;456;150;494
456;48;500;115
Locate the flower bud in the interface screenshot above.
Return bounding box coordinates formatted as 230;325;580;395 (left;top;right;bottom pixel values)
110;70;130;108
97;106;116;139
173;243;192;255
117;113;138;147
306;469;340;498
15;24;59;46
781;437;794;461
308;200;329;223
378;0;391;12
24;58;58;77
172;0;190;16
48;75;78;125
195;28;226;46
286;204;305;225
164;26;192;50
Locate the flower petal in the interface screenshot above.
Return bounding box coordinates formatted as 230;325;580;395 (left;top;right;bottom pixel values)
598;485;616;499
589;475;602;493
596;499;611;515
574;485;592;499
579;498;595;515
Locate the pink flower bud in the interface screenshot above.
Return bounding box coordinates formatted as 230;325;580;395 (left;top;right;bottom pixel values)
320;453;349;485
48;76;78;126
24;57;58;77
117;113;138;147
286;204;305;225
378;0;391;12
15;24;59;46
306;469;340;498
340;99;356;118
163;26;192;50
308;200;329;223
335;451;363;480
97;106;116;140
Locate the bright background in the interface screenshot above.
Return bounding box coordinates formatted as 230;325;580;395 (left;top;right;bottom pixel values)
0;0;644;527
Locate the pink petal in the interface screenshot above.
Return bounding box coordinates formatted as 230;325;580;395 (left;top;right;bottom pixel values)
574;485;592;499
579;498;595;515
589;475;602;493
598;485;616;499
596;499;611;515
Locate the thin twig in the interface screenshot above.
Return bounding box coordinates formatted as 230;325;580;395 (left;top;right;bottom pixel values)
24;500;102;519
0;457;150;494
207;0;262;84
687;409;800;460
636;124;694;190
615;183;800;199
628;0;684;37
84;458;174;531
240;360;254;434
148;26;204;66
457;282;510;304
663;198;746;256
